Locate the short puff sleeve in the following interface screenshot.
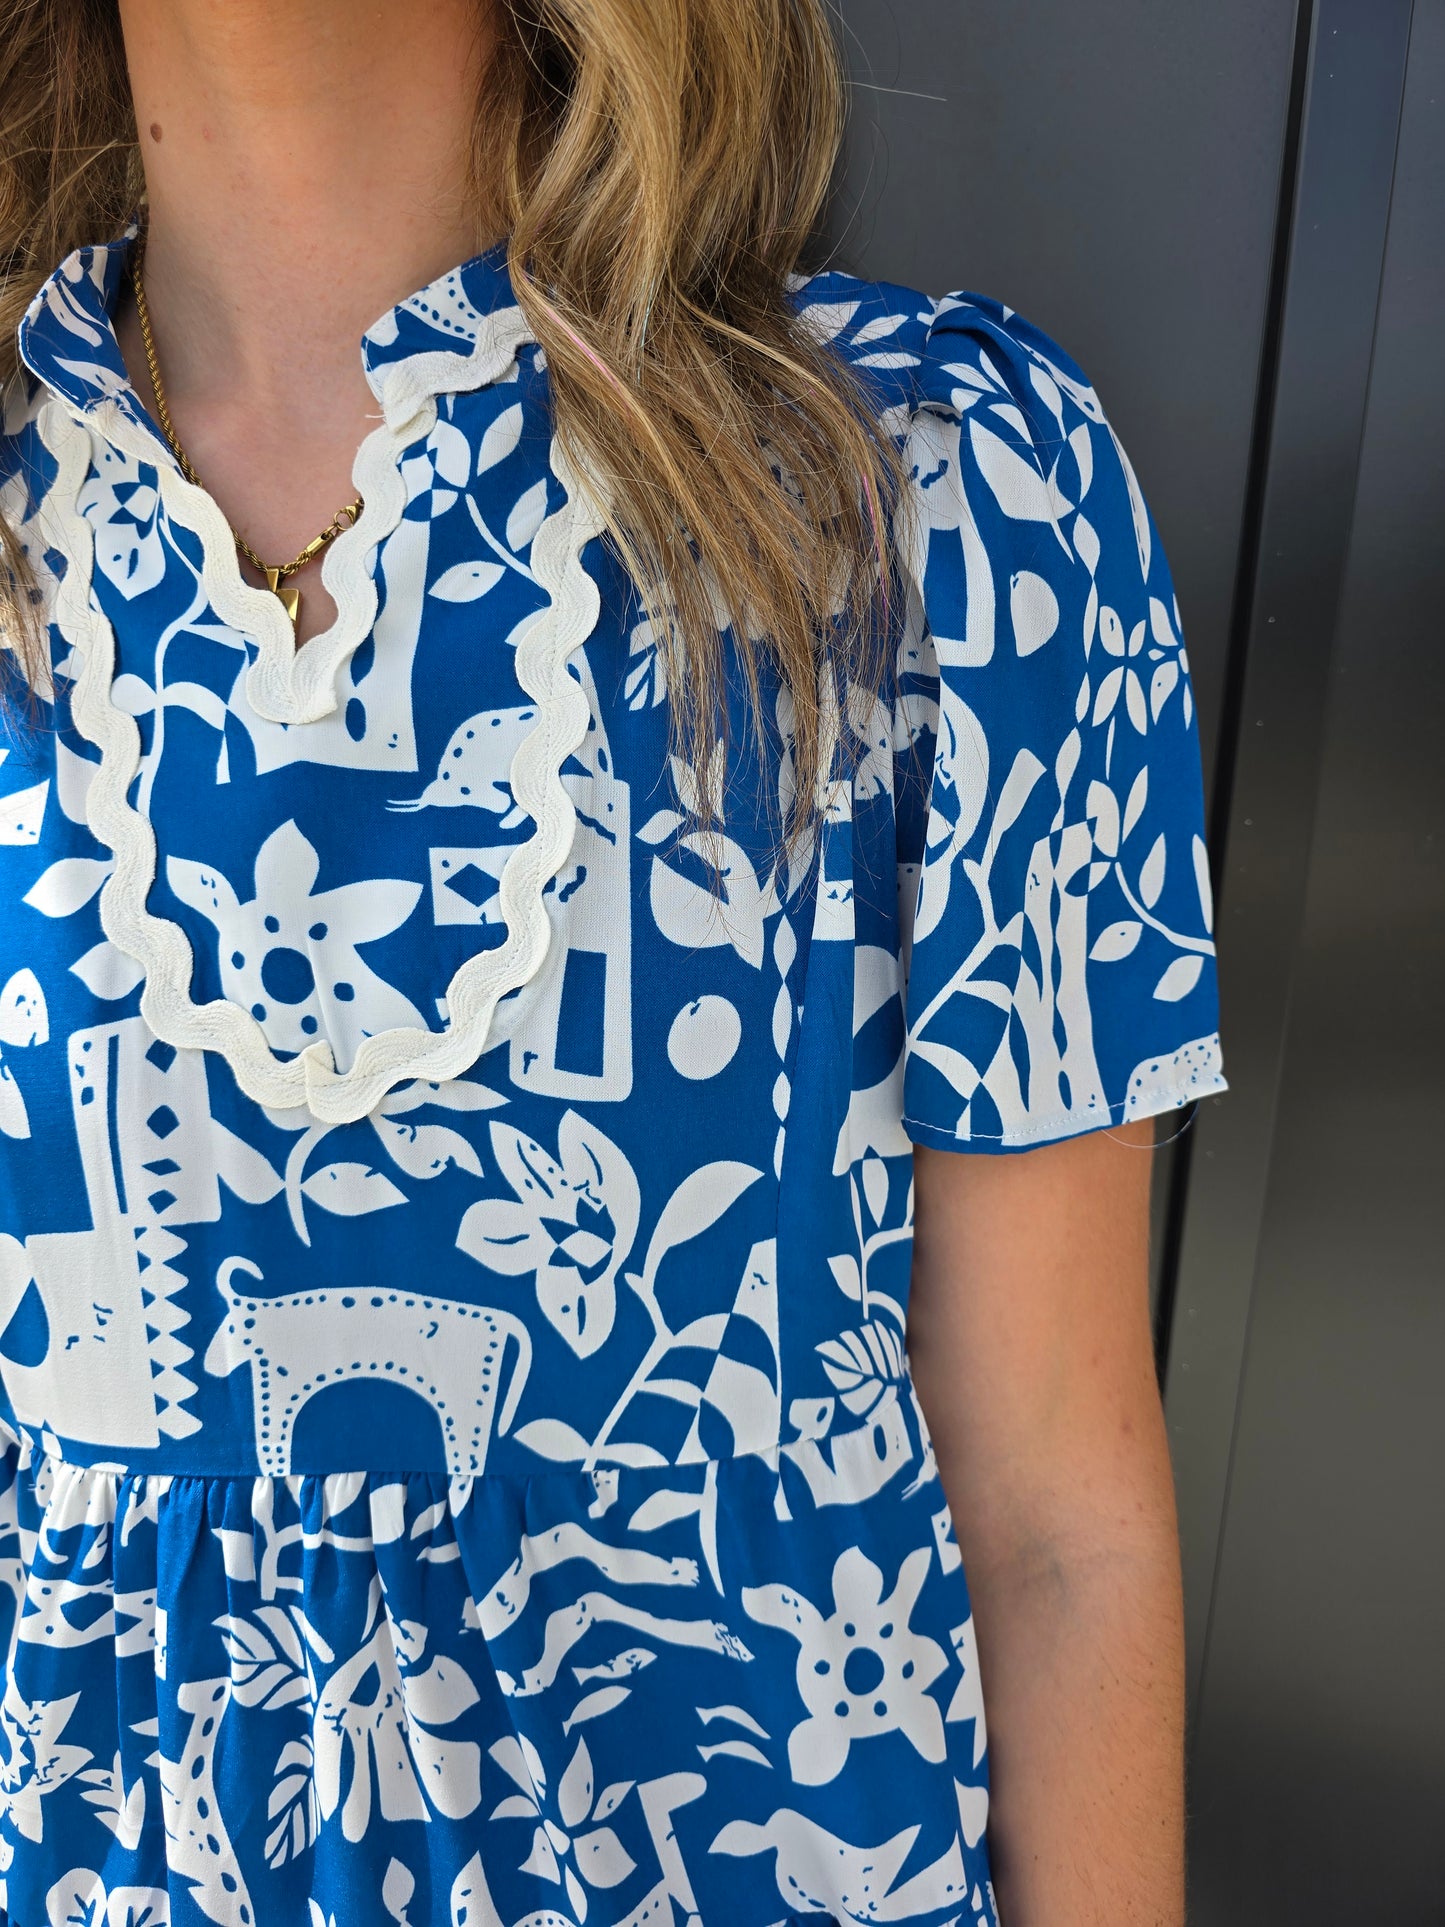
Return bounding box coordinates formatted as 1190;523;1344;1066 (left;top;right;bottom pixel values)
898;291;1226;1152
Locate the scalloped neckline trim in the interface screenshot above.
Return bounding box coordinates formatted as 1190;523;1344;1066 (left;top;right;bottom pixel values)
18;233;527;728
35;396;607;1124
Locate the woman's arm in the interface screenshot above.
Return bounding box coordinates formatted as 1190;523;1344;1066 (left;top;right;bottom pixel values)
909;1121;1184;1926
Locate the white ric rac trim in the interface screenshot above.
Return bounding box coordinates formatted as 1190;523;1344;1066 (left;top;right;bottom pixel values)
37;389;606;1125
66;308;538;727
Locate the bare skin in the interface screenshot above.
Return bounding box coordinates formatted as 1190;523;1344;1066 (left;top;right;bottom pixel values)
911;1120;1185;1925
109;7;1185;1916
114;0;501;644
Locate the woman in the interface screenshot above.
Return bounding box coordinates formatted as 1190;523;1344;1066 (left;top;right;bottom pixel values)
0;3;1224;1923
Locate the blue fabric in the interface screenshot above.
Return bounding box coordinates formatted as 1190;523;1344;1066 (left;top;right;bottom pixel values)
0;235;1223;1927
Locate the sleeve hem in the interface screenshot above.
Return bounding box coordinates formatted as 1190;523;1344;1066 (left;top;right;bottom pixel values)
903;1074;1228;1156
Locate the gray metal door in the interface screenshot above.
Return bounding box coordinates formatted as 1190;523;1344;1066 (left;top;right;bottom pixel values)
826;4;1445;1916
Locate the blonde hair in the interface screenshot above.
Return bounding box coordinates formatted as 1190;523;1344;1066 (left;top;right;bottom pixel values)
1;0;906;825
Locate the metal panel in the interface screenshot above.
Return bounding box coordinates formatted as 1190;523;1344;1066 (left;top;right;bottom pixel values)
1183;1;1445;1914
825;0;1298;788
1160;0;1415;1718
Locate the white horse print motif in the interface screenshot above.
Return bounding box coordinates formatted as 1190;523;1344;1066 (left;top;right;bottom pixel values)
204;1259;531;1475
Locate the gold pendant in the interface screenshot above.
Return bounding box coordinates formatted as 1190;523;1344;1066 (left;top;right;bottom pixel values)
264;567;301;628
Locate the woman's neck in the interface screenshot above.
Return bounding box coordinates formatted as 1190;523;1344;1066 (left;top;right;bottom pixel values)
113;1;500;641
119;0;496;410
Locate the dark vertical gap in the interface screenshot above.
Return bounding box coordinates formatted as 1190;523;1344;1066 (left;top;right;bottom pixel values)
1152;0;1319;1380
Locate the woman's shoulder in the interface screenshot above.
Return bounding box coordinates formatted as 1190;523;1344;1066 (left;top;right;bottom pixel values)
790;265;1108;440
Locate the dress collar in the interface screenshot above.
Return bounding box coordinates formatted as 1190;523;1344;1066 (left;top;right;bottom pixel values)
16;222;521;433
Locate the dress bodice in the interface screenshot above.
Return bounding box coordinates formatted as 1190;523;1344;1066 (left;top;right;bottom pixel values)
0;232;1222;1927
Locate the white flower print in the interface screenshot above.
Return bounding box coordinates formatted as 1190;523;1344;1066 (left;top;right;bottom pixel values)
489;1733;635;1923
457;1112;640;1358
743;1546;947;1785
45;1867;169;1927
0;1682;91;1843
166;819;426;1066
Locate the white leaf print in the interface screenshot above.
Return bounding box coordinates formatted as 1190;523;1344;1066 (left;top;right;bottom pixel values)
627;1488;702;1532
430;560;505;603
1122;767;1149;842
1149;594;1178;649
1073;509;1100;574
855;350;920;370
697;1703;771;1738
69;939;144;1001
1125;668;1148;734
572;1824;636;1886
1139;834;1167;910
826;1253;862;1302
636;808;683;846
592;1779;634;1819
1086;779;1120;859
559;1739;594;1830
796;299;860;344
1194;834;1215;934
506;477;549;552
851;312;908;346
1090;920;1142;962
1093;665;1124;725
1099;606;1127;657
300;1163;407;1216
381;1078;507;1115
1112;424;1153;579
476;401;524;474
649;834;771;968
1054;727;1081;806
698;1738;772;1768
1151;658;1180;720
1154;955;1204;1003
23;855;112;918
429;420;472;488
266;1738;318;1869
0;969;47;1046
77;1752;145;1851
0;777;47;844
1070;420;1094;498
448;1855;498;1927
382;1860;415;1925
374;1119;483;1180
860;1153;889;1225
1028;362;1065;429
638;1160;763;1291
969;418;1063;524
513;1418;590;1462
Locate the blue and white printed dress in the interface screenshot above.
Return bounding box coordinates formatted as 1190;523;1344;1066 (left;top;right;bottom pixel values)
0;231;1224;1927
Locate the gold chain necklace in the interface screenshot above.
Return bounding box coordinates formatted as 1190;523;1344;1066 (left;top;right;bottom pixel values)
129;252;362;629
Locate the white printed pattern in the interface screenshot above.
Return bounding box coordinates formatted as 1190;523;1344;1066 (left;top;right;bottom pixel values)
0;235;1224;1925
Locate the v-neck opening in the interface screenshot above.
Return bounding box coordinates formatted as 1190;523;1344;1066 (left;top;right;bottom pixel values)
17;227;528;726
